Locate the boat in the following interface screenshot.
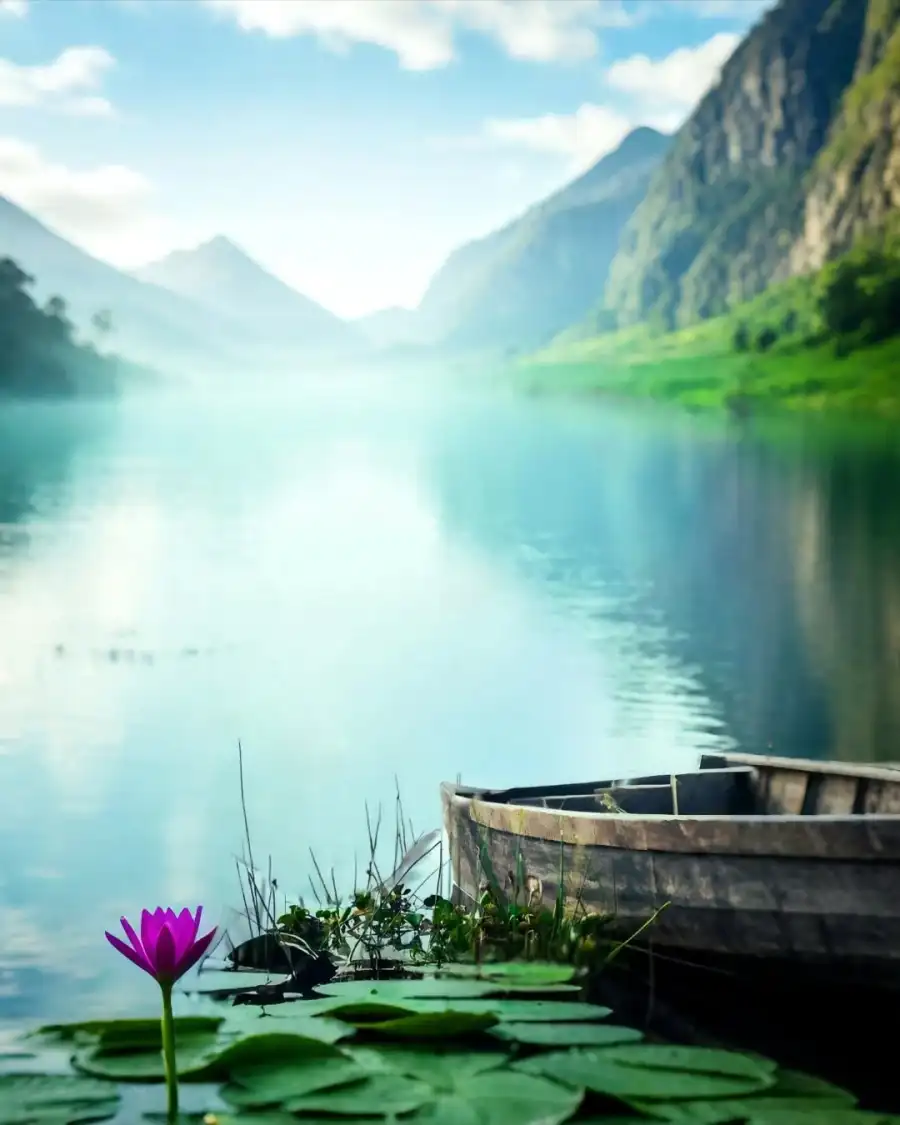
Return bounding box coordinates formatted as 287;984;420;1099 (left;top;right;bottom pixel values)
441;751;900;981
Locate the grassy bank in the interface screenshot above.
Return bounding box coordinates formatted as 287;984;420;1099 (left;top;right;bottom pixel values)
515;237;900;416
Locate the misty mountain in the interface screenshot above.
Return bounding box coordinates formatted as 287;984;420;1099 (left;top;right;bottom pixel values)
135;236;361;355
414;127;671;352
354;305;426;349
0;196;267;373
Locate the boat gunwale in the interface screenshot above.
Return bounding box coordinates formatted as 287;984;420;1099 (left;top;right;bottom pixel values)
440;783;900;859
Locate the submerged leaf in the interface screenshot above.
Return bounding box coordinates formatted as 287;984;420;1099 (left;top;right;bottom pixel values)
0;1073;120;1125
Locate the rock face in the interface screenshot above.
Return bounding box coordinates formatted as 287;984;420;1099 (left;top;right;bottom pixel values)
792;0;900;272
416;127;670;352
605;0;869;329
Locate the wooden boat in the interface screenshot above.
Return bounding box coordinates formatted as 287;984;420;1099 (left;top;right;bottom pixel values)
441;751;900;981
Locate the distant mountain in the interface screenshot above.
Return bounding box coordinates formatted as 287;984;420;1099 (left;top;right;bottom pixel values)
413;126;671;352
0;196;254;373
135;236;361;355
604;0;873;329
354;306;426;349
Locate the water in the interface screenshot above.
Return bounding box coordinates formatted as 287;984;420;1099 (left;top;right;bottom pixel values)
2;383;900;1029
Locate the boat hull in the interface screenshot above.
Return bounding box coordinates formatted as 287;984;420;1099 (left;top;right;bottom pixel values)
441;754;900;977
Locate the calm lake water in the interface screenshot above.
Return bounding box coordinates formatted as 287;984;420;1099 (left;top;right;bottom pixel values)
2;381;900;1030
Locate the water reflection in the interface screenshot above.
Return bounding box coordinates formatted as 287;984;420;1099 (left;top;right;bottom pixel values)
2;390;900;1028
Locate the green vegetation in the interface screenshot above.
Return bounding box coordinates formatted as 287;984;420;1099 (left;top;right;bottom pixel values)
0;256;137;398
5;963;896;1122
518;225;900;417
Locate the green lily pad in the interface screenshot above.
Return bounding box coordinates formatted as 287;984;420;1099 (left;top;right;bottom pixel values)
32;1017;222;1048
310;1001;420;1023
219;1006;355;1044
401;1071;584;1125
190;971;290;992
490;1021;644;1047
72;1030;223;1081
645;1102;900;1123
284;1073;433;1116
517;1044;777;1100
768;1071;858;1103
362;1011;499;1038
313;977;578;1000
0;1073;120;1125
433;961;577;985
223;1054;369;1106
348;1045;510;1088
409;998;610;1022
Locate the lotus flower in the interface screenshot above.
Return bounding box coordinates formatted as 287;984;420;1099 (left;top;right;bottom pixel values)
106;906;216;983
106;906;216;1121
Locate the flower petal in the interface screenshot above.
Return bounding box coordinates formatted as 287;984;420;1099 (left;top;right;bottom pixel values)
173;926;217;981
141;908;165;965
154;923;178;981
106;931;155;976
119;916;146;959
172;908;196;962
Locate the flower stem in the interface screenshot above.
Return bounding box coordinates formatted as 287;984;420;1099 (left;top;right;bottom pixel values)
160;980;178;1122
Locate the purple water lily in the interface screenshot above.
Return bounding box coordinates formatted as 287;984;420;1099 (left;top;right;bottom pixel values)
106;906;216;984
106;906;216;1121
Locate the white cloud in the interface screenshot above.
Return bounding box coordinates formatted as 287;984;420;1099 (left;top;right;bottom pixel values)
0;0;27;16
605;32;740;128
200;0;635;69
668;0;774;18
0;137;180;266
483;102;634;173
0;46;115;116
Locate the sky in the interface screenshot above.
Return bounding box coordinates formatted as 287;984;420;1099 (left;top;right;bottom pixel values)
0;0;775;319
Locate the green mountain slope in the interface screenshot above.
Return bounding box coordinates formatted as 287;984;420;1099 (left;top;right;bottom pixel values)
605;0;868;330
792;0;900;271
415;127;670;352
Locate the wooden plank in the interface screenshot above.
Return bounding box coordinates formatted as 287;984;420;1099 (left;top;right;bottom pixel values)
701;751;900;785
447;792;900;859
764;769;810;815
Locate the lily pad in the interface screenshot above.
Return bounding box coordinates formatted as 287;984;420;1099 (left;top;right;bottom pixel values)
284;1073;433;1116
361;1011;499;1038
348;1045;510;1088
32;1017;222;1048
401;1071;584;1125
219;1006;355;1044
222;1054;369;1106
433;961;577;985
645;1102;900;1123
312;977;578;1000
517;1044;777;1100
490;1021;644;1047
0;1073;120;1125
409;998;610;1022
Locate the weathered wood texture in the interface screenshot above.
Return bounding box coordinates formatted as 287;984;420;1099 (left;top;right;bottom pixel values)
441;752;900;968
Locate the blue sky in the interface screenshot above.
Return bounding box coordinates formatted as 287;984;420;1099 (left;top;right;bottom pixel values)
0;0;774;317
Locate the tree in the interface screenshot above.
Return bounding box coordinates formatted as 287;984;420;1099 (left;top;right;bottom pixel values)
754;325;778;352
732;322;750;352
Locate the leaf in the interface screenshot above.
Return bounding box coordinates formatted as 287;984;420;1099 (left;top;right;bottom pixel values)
72;1030;222;1081
433;961;577;985
313;977;578;1000
517;1045;777;1100
644;1102;900;1123
348;1045;510;1089
490;1021;644;1047
0;1073;120;1125
310;1001;420;1023
32;1016;222;1047
222;1054;369;1106
189;970;290;992
362;1011;499;1038
410;998;610;1022
219;1006;354;1044
767;1071;857;1104
402;1072;584;1125
284;1073;432;1116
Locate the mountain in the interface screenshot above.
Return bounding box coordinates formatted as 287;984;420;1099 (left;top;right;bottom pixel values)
0;195;255;373
354;306;425;349
413;127;671;352
605;0;870;330
791;0;900;271
135;237;361;356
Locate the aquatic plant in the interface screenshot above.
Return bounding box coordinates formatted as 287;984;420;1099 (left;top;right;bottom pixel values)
105;906;217;1119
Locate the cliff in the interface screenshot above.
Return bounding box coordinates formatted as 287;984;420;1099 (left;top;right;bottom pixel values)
605;0;868;329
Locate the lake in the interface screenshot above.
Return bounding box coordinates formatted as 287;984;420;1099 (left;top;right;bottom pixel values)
2;381;900;1030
